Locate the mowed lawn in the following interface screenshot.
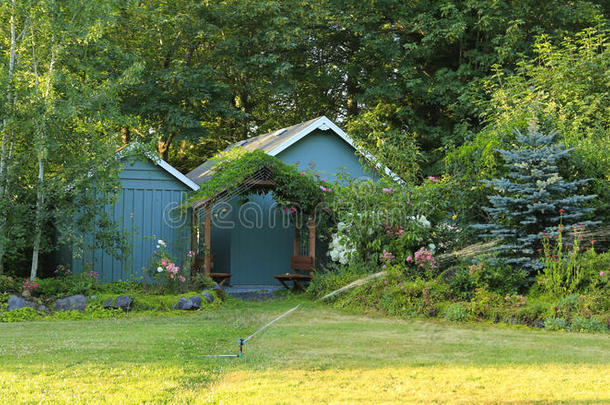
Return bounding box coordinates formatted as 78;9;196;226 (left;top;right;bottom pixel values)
1;298;609;404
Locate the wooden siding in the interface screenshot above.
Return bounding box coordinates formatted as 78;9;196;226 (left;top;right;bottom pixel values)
277;129;373;181
71;158;192;282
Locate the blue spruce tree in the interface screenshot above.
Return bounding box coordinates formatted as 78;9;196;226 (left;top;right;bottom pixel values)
473;122;597;272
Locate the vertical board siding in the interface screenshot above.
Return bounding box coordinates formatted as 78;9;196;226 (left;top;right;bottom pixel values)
71;157;192;282
277;129;374;181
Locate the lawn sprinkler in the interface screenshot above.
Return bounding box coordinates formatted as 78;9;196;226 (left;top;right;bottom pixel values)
202;272;392;359
202;305;300;358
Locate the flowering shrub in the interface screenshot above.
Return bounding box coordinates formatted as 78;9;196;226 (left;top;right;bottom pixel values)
23;279;39;294
147;239;189;294
328;225;356;265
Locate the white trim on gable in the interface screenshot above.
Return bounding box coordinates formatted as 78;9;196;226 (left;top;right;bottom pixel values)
154;157;200;191
118;143;200;191
267;116;403;184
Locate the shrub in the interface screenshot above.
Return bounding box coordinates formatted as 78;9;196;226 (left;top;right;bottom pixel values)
568;316;607;333
0;275;17;293
446;267;475;300
95;280;144;295
189;273;216;291
35;272;99;298
469;259;527;295
545;317;567;331
444;304;468;322
469;287;503;319
511;301;549;326
0;307;41;323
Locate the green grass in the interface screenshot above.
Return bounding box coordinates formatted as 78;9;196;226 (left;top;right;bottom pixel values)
1;297;609;403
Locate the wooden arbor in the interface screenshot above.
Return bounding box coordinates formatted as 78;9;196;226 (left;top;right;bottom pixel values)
191;167;316;287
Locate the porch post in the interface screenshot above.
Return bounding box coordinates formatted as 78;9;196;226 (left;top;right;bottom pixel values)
204;201;212;275
191;209;199;276
308;215;316;263
293;224;300;256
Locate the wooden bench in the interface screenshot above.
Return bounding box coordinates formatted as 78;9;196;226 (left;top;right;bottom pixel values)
274;256;314;291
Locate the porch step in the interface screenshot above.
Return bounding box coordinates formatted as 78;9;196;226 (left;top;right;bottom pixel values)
224;285;283;301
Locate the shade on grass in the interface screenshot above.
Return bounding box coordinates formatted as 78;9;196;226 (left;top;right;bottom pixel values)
1;298;609;403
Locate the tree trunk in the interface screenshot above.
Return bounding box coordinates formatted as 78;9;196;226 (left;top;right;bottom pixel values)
158;132;174;161
120;126;131;145
346;74;359;117
30;19;55;280
0;0;18;274
30;146;45;279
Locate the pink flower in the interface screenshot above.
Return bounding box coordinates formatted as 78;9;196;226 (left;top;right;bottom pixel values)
559;209;566;213
178;275;186;282
320;186;327;192
315;174;320;177
161;259;168;266
382;188;393;194
321;178;325;182
301;172;306;176
187;250;195;257
406;256;412;263
327;188;332;193
427;176;438;183
169;273;174;279
601;271;606;277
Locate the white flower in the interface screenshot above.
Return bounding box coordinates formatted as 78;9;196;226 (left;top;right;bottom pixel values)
157;239;166;248
409;215;431;228
428;243;436;252
156;267;163;273
337;222;347;232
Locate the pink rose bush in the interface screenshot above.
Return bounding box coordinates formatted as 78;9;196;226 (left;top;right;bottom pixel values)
149;239;190;293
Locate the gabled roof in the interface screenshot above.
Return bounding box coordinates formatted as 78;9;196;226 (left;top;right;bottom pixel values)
117;144;200;191
187;116;401;185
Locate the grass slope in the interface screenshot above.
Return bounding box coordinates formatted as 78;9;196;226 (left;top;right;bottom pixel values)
1;298;609;404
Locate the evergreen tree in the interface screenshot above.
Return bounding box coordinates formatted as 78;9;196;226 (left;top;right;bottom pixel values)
473;123;598;272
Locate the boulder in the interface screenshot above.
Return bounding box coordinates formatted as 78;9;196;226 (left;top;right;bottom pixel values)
173;297;193;310
7;295;37;311
113;295;133;312
201;292;215;304
188;296;202;309
54;294;88;312
102;298;114;309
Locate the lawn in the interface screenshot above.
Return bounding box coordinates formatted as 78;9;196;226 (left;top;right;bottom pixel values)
1;297;609;404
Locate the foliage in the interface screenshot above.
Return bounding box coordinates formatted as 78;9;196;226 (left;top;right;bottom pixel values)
472;124;597;272
191;149;329;216
568;316;607;333
144;239;190;294
189;273;216;291
538;224;600;294
443;304;468;322
544;317;567;331
0;275;17;293
447;25;610;226
329;175;460;269
445;267;476;300
468;259;527;295
35;271;99;298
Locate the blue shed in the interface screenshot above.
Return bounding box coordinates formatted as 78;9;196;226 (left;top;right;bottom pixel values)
65;150;199;282
187;116;398;286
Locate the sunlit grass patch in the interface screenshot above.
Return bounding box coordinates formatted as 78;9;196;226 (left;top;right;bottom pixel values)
208;365;610;404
